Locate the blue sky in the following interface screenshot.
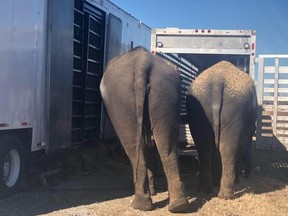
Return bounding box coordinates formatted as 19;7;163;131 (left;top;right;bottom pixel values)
111;0;288;55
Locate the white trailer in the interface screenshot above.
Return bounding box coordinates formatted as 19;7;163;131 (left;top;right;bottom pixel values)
0;0;150;197
151;28;257;149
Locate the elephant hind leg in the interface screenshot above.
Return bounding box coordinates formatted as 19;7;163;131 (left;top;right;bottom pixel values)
145;143;158;196
128;147;153;211
152;126;188;212
218;156;236;199
126;144;152;211
111;120;153;210
218;127;243;199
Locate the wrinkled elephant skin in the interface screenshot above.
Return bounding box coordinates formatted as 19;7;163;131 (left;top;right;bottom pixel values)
186;61;257;199
100;47;188;212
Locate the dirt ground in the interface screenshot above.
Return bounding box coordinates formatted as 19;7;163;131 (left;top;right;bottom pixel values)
0;145;287;216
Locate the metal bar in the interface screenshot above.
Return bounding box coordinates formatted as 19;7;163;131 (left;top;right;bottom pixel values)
273;58;279;136
249;58;255;80
155;48;250;55
154;28;255;36
264;66;288;73
257;57;264;106
256;56;264;147
259;54;288;58
264;88;288;93
264;79;288;84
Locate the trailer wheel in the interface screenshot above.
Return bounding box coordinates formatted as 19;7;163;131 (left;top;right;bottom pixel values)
0;136;25;198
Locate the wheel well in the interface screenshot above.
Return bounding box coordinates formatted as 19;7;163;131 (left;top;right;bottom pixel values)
0;128;32;153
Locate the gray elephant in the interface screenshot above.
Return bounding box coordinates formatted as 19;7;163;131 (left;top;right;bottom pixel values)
100;47;188;212
186;61;257;199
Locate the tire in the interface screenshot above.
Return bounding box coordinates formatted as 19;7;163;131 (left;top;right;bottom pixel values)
0;135;25;198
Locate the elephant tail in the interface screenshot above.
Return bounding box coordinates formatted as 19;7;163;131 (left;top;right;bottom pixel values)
133;50;153;183
212;84;224;149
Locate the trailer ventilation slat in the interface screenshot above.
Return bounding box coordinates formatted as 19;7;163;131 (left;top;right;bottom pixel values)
88;44;100;51
73;69;82;73
87;59;100;64
74;8;84;15
89;30;101;38
74;38;83;44
86;71;99;77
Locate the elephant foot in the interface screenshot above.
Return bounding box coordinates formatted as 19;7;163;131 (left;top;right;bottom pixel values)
168;197;189;213
218;189;235;199
132;195;153;211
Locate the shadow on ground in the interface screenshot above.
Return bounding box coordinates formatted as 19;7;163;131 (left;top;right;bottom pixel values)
0;142;136;215
176;148;288;213
0;144;287;215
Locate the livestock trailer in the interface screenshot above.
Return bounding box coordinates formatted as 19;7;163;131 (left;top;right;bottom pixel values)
151;28;257;150
0;0;150;197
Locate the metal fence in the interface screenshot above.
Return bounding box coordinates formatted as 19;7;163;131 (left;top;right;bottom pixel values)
256;55;288;151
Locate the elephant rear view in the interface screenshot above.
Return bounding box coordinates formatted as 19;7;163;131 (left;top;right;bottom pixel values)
100;47;188;212
186;61;257;199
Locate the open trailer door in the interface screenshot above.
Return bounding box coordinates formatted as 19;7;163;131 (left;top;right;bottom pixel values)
151;28;256;148
72;0;106;146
